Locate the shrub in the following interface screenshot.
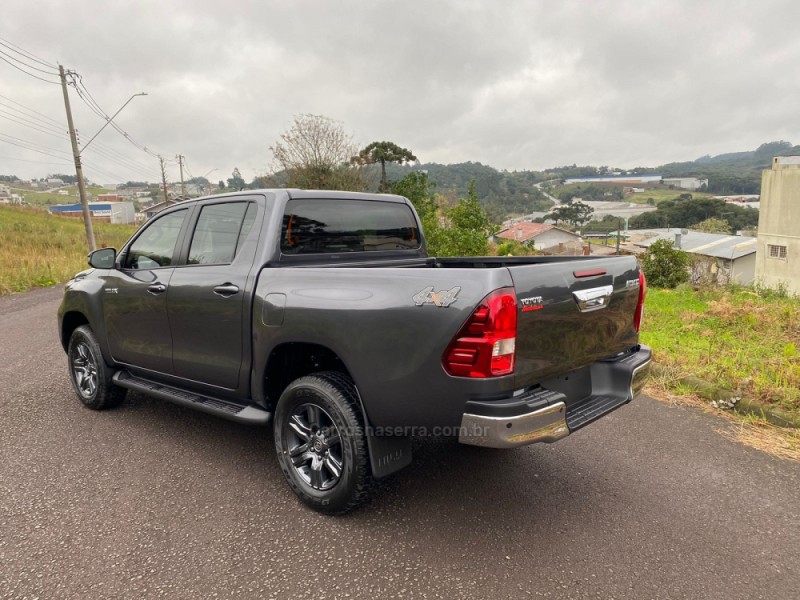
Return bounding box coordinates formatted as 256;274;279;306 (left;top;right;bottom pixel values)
641;239;690;288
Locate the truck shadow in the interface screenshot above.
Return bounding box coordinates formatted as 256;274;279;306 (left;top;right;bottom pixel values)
119;390;629;543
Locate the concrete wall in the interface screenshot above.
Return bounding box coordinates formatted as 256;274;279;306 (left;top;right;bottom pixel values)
730;253;756;285
755;158;800;294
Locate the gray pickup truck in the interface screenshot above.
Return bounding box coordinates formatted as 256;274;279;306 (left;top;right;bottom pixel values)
58;189;650;513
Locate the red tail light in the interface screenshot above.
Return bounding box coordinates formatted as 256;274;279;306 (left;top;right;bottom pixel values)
634;270;646;333
443;287;517;378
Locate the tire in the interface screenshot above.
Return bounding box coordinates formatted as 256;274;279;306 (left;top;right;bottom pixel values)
67;325;126;410
274;372;374;515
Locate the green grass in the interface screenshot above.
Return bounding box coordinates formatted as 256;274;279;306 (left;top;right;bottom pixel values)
641;285;800;417
0;205;137;294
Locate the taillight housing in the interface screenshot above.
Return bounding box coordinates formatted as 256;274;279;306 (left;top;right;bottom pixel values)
443;287;518;378
634;270;647;333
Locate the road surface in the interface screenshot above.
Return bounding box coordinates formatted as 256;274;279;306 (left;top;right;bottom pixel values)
1;286;798;599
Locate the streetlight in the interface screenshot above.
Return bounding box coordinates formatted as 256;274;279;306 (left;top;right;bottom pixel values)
81;92;147;151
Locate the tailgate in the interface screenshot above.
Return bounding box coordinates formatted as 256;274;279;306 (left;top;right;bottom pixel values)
509;256;642;388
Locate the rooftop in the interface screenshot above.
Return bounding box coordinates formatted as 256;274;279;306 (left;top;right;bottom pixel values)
629;229;757;260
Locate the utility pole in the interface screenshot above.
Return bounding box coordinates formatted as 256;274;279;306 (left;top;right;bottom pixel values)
176;154;186;199
59;65;96;252
159;156;170;204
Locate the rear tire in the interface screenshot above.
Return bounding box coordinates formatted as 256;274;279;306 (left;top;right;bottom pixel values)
274;372;374;514
67;325;126;410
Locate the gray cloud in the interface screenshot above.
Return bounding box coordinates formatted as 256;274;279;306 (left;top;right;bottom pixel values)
2;0;799;183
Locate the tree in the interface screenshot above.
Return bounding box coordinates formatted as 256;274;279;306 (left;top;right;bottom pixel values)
427;181;491;257
218;180;225;190
641;239;690;288
353;141;417;192
391;171;436;220
269;114;364;191
227;167;245;190
694;217;731;234
545;201;594;229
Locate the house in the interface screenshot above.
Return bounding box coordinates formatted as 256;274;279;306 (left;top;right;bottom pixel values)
755;156;800;294
143;199;179;220
564;174;662;185
631;229;757;285
494;222;583;253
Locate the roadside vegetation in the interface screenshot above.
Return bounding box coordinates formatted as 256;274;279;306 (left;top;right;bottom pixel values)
641;285;799;419
0;205;137;295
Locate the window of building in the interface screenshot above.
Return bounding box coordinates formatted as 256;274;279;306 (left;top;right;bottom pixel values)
767;244;787;260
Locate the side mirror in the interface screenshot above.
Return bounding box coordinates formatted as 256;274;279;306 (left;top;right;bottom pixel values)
88;247;117;269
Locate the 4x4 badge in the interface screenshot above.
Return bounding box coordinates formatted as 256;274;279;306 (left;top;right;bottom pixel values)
413;286;461;308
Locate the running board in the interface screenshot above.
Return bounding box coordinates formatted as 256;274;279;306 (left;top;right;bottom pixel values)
113;371;271;425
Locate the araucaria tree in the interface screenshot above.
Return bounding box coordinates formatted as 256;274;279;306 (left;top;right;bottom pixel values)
353;141;417;192
269;114;365;191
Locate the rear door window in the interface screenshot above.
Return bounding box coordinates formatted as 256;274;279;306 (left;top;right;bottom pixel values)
188;202;255;265
281;199;420;255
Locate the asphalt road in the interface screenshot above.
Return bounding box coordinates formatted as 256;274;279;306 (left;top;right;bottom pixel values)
1;286;798;599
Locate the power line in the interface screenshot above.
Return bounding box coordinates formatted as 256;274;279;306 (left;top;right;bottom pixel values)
0;94;64;128
0;103;66;134
0;48;59;76
68;72;168;159
0;155;72;166
0;36;57;70
0;111;68;139
0;55;60;84
0;134;73;161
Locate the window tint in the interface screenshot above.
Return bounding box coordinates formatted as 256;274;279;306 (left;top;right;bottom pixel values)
281;199;420;255
126;209;187;269
188;202;254;265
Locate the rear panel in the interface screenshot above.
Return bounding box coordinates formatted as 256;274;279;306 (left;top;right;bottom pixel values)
509;256;641;390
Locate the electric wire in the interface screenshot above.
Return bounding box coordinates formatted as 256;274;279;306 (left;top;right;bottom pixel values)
0;36;58;70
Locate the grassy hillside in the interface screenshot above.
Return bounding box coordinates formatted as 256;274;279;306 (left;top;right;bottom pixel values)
641;286;800;418
0;205;137;295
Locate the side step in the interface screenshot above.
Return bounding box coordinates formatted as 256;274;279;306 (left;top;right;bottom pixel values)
113;371;271;425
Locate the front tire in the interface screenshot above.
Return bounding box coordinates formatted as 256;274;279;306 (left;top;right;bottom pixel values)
67;325;126;410
274;372;373;514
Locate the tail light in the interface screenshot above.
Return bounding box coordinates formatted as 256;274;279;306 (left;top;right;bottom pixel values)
634;270;647;332
443;287;517;378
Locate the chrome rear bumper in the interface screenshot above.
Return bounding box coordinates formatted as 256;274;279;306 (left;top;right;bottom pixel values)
459;402;570;449
459;345;651;449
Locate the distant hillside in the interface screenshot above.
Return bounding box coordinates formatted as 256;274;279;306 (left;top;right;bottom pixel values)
384;162;552;222
640;141;800;194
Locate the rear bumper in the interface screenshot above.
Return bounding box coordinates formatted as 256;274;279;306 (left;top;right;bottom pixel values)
458;345;651;448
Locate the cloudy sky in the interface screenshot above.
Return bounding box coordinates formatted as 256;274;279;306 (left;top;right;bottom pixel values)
2;0;799;185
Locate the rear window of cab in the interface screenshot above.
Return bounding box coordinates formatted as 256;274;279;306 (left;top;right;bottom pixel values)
281;199;420;255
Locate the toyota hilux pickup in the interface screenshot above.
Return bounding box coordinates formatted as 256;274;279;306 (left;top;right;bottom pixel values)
58;189;650;514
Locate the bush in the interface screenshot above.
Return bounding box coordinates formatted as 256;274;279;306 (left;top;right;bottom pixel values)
641;239;690;288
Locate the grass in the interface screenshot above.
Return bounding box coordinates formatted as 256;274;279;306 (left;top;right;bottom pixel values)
0;205;137;295
15;185;113;207
640;285;800;418
547;183;715;206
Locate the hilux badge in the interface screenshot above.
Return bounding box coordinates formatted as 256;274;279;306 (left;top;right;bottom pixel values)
413;286;461;308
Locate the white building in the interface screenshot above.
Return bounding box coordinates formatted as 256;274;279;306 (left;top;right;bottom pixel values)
662;177;708;191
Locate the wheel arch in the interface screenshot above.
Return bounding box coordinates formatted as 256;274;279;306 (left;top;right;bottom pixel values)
60;311;90;351
263;342;355;413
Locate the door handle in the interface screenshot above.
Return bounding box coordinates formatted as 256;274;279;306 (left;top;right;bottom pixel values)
213;283;240;297
147;283;167;295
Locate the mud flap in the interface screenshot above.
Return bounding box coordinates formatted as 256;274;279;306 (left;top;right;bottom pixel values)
366;432;412;479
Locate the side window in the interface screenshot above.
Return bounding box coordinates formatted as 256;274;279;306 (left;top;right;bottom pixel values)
188;202;255;265
126;209;188;269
